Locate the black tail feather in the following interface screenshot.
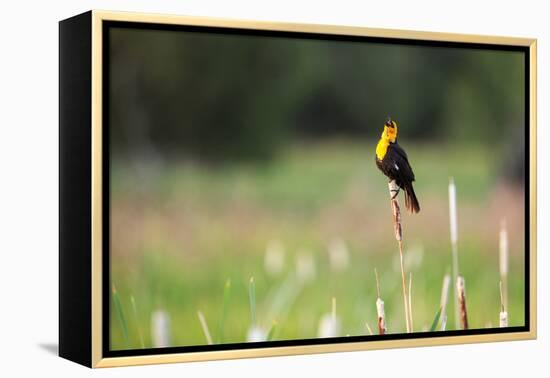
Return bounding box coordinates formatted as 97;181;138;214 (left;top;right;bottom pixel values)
404;183;420;213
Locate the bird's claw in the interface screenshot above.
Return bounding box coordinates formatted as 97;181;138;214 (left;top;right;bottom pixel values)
390;188;400;200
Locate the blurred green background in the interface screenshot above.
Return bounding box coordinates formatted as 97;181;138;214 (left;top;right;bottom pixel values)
108;26;526;350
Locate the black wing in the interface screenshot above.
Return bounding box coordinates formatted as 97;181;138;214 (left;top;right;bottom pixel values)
385;142;415;186
386;142;420;212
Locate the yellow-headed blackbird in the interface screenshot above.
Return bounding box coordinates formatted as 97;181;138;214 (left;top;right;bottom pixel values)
375;118;420;213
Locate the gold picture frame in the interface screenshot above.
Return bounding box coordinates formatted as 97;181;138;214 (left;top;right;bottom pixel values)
59;10;537;368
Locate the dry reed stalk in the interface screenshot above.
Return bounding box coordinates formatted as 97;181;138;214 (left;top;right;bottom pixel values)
375;268;386;335
365;322;374;335
499;220;509;312
439;274;451;331
408;273;414;331
440;316;447;332
448;178;460;329
388;180;411;333
499;281;508;327
197;310;213;345
456;276;468;330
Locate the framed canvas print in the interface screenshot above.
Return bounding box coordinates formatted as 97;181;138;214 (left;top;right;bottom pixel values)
59;10;537;368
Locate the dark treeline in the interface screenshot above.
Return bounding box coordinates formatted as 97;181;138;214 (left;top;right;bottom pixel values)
109;27;525;163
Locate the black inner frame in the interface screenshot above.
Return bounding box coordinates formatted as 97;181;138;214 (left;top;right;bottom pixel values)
101;20;531;358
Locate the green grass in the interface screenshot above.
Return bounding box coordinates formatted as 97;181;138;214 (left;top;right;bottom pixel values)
109;140;525;350
249;277;257;327
111;285;129;347
430;307;443;332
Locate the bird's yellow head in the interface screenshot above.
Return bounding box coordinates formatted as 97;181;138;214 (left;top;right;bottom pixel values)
381;118;398;143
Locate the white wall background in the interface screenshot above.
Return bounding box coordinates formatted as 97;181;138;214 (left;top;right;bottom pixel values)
0;0;546;376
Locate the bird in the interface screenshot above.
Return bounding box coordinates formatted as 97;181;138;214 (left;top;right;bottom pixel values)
375;117;420;213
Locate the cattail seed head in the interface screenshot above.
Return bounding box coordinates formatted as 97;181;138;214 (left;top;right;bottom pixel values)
499;281;508;327
448;179;458;245
499;220;509;278
448;178;460;329
247;325;267;342
328;238;350;272
374;268;386;334
317;313;341;338
295;249;316;283
440;274;451;310
499;311;508;327
151;310;171;347
439;274;451;331
376;297;386;334
317;298;341;338
456;276;469;330
264;239;285;276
